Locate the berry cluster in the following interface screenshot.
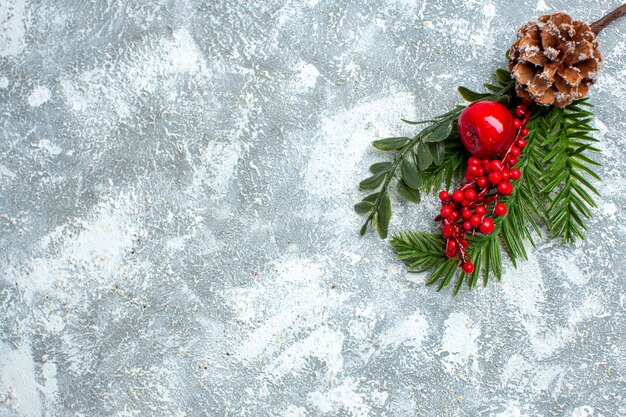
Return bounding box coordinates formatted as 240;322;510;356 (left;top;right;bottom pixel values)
436;104;532;274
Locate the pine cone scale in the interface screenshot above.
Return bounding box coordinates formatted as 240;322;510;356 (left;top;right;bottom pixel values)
576;59;598;78
512;63;536;86
508;12;601;107
558;66;582;87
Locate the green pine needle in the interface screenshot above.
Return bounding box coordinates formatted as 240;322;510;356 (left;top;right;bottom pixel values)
534;100;601;244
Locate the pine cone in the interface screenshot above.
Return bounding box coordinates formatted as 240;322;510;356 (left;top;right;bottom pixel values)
508;12;601;108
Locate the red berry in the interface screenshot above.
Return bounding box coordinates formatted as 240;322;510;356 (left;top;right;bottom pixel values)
479;218;495;234
458;101;516;158
468;157;481;166
510;147;521;157
515;106;525;117
482;159;492;171
516;139;527;148
442;224;456;237
464;171;474;181
488;172;501;184
450;211;460;222
464;189;477;200
513;118;522;128
494;202;507;216
508;156;518;165
521;127;529;136
500;170;510;181
468;165;480;176
475;205;486;216
462;209;472;219
452;190;464;202
463;221;472;231
447;240;457;252
462;262;475;274
440;206;453;217
439;190;450;201
470;214;481;226
497;181;513;195
510;168;521;180
490;160;503;172
476;176;488;188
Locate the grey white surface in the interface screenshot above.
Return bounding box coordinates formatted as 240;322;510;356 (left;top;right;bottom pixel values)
0;0;625;416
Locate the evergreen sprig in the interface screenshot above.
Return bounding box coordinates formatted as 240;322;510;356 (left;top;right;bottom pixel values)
355;70;515;238
535;100;601;243
388;94;602;294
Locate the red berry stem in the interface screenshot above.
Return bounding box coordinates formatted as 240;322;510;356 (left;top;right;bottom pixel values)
436;103;533;274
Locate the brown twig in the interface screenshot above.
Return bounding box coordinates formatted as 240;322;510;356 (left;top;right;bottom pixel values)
590;3;626;34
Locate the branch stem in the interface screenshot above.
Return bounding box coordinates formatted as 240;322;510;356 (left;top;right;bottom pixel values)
591;3;626;34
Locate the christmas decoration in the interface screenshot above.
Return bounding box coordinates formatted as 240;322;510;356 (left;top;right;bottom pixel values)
354;6;625;294
457;101;515;158
436;101;531;276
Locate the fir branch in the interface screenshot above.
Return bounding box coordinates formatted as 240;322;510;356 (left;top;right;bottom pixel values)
497;110;548;266
390;231;458;290
464;232;502;291
391;99;602;293
534;99;601;243
391;230;501;295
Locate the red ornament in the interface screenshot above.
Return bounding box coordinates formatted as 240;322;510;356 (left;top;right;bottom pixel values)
458;101;516;158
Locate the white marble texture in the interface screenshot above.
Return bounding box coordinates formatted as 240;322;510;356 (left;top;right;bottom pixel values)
0;0;624;415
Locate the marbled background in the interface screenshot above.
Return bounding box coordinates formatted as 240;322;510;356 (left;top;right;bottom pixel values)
0;0;624;416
